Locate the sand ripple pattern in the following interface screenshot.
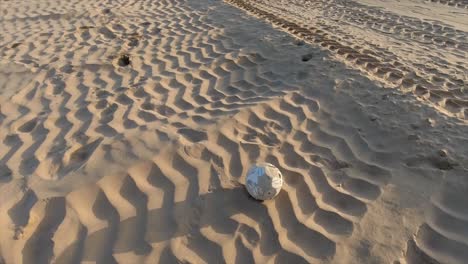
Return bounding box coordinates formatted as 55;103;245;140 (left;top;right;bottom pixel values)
224;0;468;120
1;0;394;262
406;185;468;264
10;91;393;262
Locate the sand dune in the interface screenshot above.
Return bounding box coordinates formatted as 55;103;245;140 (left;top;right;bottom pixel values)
0;0;467;263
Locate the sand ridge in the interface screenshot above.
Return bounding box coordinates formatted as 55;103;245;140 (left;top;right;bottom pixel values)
0;0;468;263
8;92;395;263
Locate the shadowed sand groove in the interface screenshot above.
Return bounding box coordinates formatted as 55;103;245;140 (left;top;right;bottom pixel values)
1;0;467;263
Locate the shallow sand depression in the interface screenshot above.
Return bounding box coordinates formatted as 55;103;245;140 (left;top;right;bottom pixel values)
0;0;467;263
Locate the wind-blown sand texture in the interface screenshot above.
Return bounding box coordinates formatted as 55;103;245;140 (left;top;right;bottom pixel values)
0;0;467;263
225;0;468;119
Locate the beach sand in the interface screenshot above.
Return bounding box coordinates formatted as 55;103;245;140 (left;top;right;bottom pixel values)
0;0;467;263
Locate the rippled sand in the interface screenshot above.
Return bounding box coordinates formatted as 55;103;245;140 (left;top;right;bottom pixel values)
0;0;467;263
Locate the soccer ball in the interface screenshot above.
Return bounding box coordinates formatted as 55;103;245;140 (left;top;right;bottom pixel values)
245;163;283;200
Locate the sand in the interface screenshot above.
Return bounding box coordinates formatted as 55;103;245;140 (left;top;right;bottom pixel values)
0;0;467;263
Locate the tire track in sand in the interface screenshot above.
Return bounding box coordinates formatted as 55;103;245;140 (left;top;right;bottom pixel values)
223;0;468;120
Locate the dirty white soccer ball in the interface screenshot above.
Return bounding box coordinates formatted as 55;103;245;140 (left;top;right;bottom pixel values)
246;163;283;200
